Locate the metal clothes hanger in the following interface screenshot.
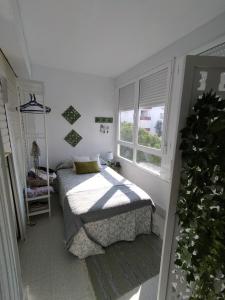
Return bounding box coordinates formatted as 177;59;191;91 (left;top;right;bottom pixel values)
18;94;51;114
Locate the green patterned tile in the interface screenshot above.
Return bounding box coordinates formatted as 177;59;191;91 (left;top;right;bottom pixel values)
64;130;82;147
62;105;81;124
95;117;113;123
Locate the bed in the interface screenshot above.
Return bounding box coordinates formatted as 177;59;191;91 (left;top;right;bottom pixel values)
57;165;155;259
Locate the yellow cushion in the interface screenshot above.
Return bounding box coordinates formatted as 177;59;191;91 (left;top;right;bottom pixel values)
74;161;100;174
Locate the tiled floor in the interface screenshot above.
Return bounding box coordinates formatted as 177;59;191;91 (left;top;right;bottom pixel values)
19;196;160;300
19;196;95;300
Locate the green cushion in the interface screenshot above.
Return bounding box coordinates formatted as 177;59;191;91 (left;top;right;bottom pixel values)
74;161;100;174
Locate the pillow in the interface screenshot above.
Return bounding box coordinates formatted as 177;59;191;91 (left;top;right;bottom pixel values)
89;154;102;168
74;161;100;174
55;160;73;171
73;156;90;171
56;156;90;171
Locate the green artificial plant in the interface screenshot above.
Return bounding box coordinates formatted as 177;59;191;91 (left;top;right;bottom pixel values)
174;90;225;300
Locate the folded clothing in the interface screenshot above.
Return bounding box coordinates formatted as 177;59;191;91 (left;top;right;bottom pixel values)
27;176;47;187
25;186;54;198
37;166;55;174
30;168;57;182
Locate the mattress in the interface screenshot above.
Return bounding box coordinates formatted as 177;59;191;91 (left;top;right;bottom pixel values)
57;166;155;258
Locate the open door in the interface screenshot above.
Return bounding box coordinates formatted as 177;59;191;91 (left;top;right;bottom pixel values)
158;55;225;300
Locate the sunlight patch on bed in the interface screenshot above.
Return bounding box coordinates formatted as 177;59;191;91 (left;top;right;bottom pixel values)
102;189;132;208
66;173;113;195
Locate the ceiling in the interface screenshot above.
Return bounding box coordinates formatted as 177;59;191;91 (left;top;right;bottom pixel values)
0;0;30;77
0;0;14;20
4;0;225;77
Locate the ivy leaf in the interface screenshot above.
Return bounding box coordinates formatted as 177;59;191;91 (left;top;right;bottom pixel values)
209;118;225;133
174;90;225;299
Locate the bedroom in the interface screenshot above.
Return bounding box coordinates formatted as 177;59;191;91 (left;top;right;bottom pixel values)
0;1;225;300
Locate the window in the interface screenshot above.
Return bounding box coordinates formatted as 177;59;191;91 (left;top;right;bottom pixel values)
117;63;171;175
119;145;133;161
119;110;134;142
138;106;164;149
136;150;161;172
118;83;135;160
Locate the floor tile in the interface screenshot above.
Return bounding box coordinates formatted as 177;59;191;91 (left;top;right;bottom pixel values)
19;194;160;300
19;195;95;300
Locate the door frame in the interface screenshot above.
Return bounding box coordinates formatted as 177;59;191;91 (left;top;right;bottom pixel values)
0;132;24;299
156;56;186;300
5;105;26;240
6;153;25;239
157;55;225;299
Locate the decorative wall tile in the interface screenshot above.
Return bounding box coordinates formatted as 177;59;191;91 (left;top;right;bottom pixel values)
62;105;81;124
64;130;82;147
95;117;113;123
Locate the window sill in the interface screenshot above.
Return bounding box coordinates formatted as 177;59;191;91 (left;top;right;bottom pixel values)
117;155;163;179
137;162;161;176
117;155;170;182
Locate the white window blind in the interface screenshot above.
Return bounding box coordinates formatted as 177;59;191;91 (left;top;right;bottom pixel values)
139;66;170;108
119;82;135;110
0;79;11;153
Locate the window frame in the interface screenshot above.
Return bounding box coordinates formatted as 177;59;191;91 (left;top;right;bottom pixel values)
117;62;173;176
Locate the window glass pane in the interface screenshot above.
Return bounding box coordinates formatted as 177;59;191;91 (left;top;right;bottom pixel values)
120;110;134;142
136;150;161;172
138;105;164;149
119;145;133;161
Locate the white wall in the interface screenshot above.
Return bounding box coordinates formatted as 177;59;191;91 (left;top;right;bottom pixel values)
119;161;167;238
32;64;115;168
120;160;169;212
